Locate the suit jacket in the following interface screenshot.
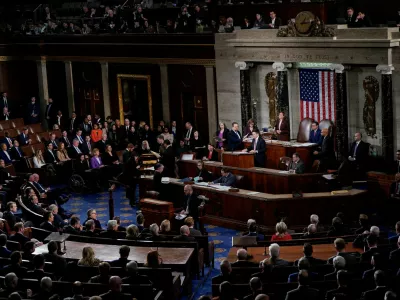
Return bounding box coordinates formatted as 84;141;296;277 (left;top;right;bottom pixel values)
0;247;11;258
45;103;56;123
288;272;318;283
40;221;57;232
59;136;71;148
43;252;67;276
266;17;282;28
346;14;357;27
189;228;202;236
10;146;24;160
69;118;79;133
213;172;236;187
288;160;305;174
55;115;66;131
96;140;108;153
231;260;258;268
26;269;55;281
227;130;243;151
18;133;30;146
309;129;322;145
275;118;289;141
285;285;319;300
0;150;12;164
247;137;266;167
1;264;28;278
68;146;83;159
63;225;81;235
327;252;359;266
362;286;389;300
182;193;201;219
294;256;325;267
3;211;21;229
81;141;93;155
110;257;130;268
212;273;236;284
315;136;336;169
349;140;369;163
1;137;13;149
172;235;196;242
80;122;92;136
99;291;131;300
43;149;58;164
325;286;352;300
9;232;30;247
27;102;39;123
161;146;175;177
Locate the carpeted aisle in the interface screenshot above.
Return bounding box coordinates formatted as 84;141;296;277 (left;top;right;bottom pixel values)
62;188;239;299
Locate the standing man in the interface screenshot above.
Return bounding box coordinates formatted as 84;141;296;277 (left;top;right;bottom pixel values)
184;122;194;146
0;92;9;113
45;98;56;129
313;128;336;171
346;7;357;27
227;122;243;151
69;112;79;135
242;129;266;167
274;112;289;141
348;132;369;175
27;97;39;124
267;11;282;29
180;185;201;228
288;153;305;174
309;121;322;145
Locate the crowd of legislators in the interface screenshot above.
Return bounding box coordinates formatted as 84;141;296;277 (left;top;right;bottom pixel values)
1;0;399;36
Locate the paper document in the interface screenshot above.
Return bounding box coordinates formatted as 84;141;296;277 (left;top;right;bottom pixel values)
279;171;289;174
195;182;209;186
323;174;335;180
300;142;317;147
175;214;187;220
144;166;155;171
161;177;170;184
247;191;259;195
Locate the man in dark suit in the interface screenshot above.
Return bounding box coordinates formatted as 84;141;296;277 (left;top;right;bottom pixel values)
313;128;336;171
346;7;357;27
227;122;243;151
69;139;83;159
48;133;58;150
122;261;152;285
309;121;322;145
288;258;318;283
10;140;25;162
27;97;39;124
110;245;131;268
69;112;79;134
96;134;109;153
1;132;13;150
44;98;56;129
19;127;31;146
0;92;9;113
81;136;93;156
288;152;305;174
122;143;134;163
172;225;196;242
243;277;263;300
0;234;11;258
212;260;235;284
243;219;264;241
80;117;92;137
354;12;372;27
40;211;57;232
327;238;359;266
0;143;12;165
1;251;28;278
325;270;352;300
183;122;195;147
361;234;387;263
26;254;55;281
63;216;82;235
212;168;237;187
348;132;369;173
99;220;120;239
89;262;111;284
231;248;258;268
43;241;67;277
161;140;176;178
180;185;201;226
361;270;390;300
274;112;289;141
0;107;11;121
43;143;59;165
99;276;131;300
59;131;71;148
285;270;319;300
242;129;266;167
184;217;201;236
3;202;21;230
325;256;346;281
294;243;326;267
266;11;281;28
9;222;30;247
55;110;65;131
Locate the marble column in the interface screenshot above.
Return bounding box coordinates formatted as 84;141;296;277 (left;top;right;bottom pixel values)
101;62;111;118
235;61;253;133
330;64;348;161
159;64;170;123
376;64;395;161
64;61;75;115
273;62;291;133
36;59;49;126
205;66;217;143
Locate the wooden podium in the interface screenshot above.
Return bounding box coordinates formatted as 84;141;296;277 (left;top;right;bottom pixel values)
222;152;254;168
140;198;175;227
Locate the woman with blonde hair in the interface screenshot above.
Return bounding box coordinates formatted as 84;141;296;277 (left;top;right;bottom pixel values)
126;224;139;240
33;149;56;176
271;221;292;241
159;219;177;235
78;246;101;266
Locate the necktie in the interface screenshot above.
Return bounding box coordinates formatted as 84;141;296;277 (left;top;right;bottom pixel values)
208;151;212;160
52;141;57;148
47;104;51;117
16;148;21;157
79;136;83;143
235;131;240;139
314;131;316;137
65;138;70;147
71;119;74;130
7;138;11;147
353;142;358;157
75;146;81;154
88;142;91;151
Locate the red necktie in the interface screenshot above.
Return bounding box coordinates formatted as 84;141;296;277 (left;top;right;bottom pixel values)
208;152;212;160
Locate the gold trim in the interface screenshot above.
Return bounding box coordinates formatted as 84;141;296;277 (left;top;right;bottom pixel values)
117;74;153;128
0;56;215;66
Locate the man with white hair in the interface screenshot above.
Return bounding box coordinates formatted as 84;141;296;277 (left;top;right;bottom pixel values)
232;249;258;267
0;272;26;298
173;225;195;242
354;225;385;249
33;276;56;299
243;219;264;241
303;224;317;238
325;256;346;281
100;276;131;300
269;243;289;266
307;214;324;232
100;220;119;239
145;223;166;241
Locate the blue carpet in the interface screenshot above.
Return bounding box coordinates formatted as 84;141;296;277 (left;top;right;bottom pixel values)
62;188;239;299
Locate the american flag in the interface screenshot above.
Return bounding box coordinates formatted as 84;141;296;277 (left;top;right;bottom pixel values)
299;69;336;122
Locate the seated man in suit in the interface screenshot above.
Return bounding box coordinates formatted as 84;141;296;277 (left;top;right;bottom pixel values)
309;121;322;145
354;11;372;27
294;243;326;267
0;143;12;165
48;133;58;150
3;201;21;229
242;129;266;167
390;173;400;198
327;238;359;266
231;248;258;267
346;7;357;27
288;257;318;283
172;225;196;242
122;261;152;285
269;243;289;266
9;222;30;247
184;217;202;236
274;112;289;141
325;270;352;300
9;140;25;172
81;135;93;156
63;216;82;235
43;142;59;165
99;220;120;239
312;128;336;171
362;270;389;300
59;131;71;148
288;152;305;174
243;219;264;241
227;122;243;151
212;168;236;187
285;270;319;300
266;11;281;29
40;211;57;232
110;245;131;268
99;276;131;300
43;241;67;278
18;128;31;146
212;260;235;284
0;234;11;258
26;254;55;281
68;139;84;159
1;132;13;150
243;277;264;300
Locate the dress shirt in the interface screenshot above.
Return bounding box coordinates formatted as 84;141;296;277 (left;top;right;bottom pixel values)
95;157;101;165
6;138;12;148
353;141;360;157
57;115;62;126
15;147;22;158
3;97;7;108
254;138;258;151
272;18;275;25
235;131;240;139
279;120;282;130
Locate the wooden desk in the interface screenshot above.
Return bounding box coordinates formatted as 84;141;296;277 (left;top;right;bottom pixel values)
33;241;193;271
228;243;362;263
140;177;368;230
367;171;395;197
243;140;317;170
178;160;324;194
222;152;254;168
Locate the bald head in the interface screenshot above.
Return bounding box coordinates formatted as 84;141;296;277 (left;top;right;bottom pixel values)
255;295;270;300
180;225;190;236
109;276;122;292
40;277;52;292
237;248;248;260
184;184;193;195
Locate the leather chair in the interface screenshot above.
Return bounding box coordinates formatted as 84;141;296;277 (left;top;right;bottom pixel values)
296;118;313;143
311;160;321;173
145;191;159;199
235;175;244;189
279;156;291;171
319;119;335;137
